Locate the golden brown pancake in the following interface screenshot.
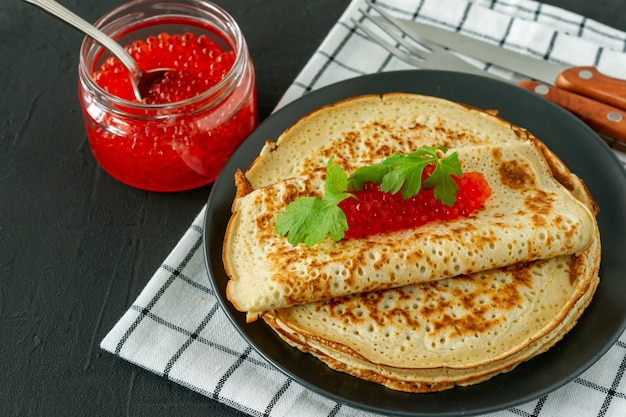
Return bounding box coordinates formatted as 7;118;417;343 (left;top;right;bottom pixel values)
221;93;600;391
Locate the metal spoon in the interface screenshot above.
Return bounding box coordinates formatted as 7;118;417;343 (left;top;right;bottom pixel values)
24;0;173;102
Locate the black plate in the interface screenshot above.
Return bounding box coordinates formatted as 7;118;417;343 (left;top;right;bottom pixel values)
204;70;626;416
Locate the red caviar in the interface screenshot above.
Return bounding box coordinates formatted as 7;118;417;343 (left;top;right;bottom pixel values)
79;17;257;192
339;171;491;239
94;33;236;104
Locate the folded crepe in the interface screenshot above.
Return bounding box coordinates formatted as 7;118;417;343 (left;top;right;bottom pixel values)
223;141;595;318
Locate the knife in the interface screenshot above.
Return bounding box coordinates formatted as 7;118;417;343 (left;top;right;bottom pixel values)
377;16;626;148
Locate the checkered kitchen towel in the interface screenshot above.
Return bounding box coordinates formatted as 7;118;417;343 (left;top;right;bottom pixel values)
101;0;626;416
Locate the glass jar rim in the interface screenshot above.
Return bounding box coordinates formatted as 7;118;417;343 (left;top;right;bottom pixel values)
78;0;248;110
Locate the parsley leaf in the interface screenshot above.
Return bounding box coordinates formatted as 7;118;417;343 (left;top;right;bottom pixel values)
349;145;461;202
276;158;354;247
347;161;389;191
422;150;462;205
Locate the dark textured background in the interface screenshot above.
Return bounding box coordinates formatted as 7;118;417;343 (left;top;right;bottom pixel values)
1;1;624;416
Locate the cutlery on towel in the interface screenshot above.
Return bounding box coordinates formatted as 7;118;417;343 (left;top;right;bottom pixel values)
371;12;626;112
355;0;626;150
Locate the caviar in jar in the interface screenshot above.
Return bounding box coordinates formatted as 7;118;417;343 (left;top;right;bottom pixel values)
78;0;258;191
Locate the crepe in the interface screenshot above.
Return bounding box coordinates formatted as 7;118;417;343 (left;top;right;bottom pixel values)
221;92;600;392
224;141;596;317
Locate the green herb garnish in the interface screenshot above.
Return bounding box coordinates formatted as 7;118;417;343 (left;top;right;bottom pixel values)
349;146;461;204
276;146;461;246
276;158;355;247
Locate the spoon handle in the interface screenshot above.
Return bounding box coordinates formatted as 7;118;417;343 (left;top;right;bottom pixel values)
23;0;140;74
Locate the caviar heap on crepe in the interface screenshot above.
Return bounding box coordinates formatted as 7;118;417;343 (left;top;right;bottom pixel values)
78;1;257;192
276;146;492;246
340;170;491;239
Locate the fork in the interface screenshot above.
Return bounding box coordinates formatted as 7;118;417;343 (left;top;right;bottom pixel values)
352;1;500;80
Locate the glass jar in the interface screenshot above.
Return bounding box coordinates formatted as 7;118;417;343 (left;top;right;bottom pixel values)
78;0;257;192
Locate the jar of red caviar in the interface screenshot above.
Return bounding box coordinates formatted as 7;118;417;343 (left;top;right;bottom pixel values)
78;0;257;191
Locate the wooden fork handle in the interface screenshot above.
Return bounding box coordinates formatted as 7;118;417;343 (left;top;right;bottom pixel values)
555;66;626;112
518;80;626;151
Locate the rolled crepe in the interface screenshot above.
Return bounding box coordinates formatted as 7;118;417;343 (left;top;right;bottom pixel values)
223;141;595;319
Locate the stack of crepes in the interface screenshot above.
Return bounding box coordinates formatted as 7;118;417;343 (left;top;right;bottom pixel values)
222;93;601;393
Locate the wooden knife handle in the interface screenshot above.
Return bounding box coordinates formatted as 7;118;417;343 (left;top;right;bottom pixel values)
517;80;626;151
555;66;626;112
